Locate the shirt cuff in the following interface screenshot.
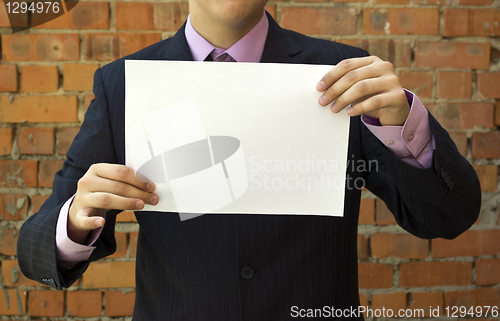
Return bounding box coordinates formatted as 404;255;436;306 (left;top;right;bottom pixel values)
55;195;102;266
361;89;434;167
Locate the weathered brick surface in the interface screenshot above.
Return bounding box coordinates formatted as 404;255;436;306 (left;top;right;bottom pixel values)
20;65;59;93
415;42;490;70
1;1;499;318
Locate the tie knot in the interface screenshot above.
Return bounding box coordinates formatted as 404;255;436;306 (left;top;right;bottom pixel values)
214;52;236;62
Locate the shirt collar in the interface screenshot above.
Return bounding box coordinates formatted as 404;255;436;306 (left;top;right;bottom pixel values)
185;11;268;63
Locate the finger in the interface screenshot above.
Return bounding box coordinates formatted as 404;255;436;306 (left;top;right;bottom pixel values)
89;164;154;192
316;56;379;92
321;64;383;107
74;213;106;230
331;77;387;113
345;91;404;117
82;176;158;205
82;192;148;212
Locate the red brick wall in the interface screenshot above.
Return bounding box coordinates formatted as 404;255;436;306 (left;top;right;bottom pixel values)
1;0;499;319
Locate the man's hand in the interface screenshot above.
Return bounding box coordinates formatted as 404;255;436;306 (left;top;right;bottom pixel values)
68;164;158;244
316;56;410;126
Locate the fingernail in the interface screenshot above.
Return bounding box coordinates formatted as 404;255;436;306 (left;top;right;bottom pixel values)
94;218;102;227
316;81;325;91
147;182;155;191
331;102;338;113
150;195;158;205
136;200;143;209
319;95;326;105
347;107;353;116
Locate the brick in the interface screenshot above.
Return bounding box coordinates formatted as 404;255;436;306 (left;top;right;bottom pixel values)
31;195;50;213
372;292;406;311
445;288;500;308
371;233;428;259
398;70;432;99
84;94;95;112
108;232;127;258
0;229;19;255
32;2;109;29
0;127;13;155
116;2;188;31
376;0;409;3
476;258;500;286
83;261;136;288
375;199;396;225
67;291;102;317
409;292;443;317
400;262;472;287
458;0;493;4
363;8;438;35
444;9;500;37
359;293;368;318
358;198;375;224
2;260;38;286
0;64;18;91
20;65;59;93
472;131;500;159
1;34;80;61
28;290;64;317
130;231;138;258
426;103;494;130
265;5;276;19
472;165;498;192
492;47;500;64
0;1;28;27
281;7;357;35
437;71;472;99
0;95;77;123
477;72;500;99
0;160;38;187
105;290;135;316
416;0;448;4
63;63;98;92
0;289;26;316
357;234;368;260
38;160;64;187
58;127;79;155
0;194;28;220
338;39;411;67
415;42;490;70
496;101;500;126
84;33;161;61
448;132;467;157
432;230;500;257
18;127;55;154
116;210;137;222
358;263;393;288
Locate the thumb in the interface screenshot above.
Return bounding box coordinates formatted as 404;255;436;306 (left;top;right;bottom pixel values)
74;212;106;230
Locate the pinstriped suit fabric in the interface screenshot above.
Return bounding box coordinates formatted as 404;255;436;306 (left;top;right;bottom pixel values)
18;13;480;321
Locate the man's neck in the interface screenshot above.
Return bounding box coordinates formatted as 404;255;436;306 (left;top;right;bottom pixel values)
189;10;264;49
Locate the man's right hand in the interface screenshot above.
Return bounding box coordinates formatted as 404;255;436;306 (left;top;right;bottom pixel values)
68;164;158;244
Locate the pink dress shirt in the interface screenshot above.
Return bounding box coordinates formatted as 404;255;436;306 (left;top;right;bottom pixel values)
55;11;435;268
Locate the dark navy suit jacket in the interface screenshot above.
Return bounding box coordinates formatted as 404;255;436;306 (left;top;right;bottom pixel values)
18;13;481;321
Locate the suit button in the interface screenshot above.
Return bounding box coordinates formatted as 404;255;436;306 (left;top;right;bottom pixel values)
440;166;447;178
240;266;254;279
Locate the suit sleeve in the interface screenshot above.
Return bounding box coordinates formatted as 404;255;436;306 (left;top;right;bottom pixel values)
17;68;121;290
361;112;481;239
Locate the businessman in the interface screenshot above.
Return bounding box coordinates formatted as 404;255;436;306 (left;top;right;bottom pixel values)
18;0;481;320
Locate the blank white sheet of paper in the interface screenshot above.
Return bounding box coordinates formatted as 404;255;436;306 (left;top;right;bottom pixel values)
125;60;351;217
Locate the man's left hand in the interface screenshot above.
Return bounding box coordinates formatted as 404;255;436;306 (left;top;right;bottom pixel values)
316;56;410;126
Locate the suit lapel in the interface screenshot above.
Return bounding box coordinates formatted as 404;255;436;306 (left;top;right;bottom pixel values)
157;23;194;61
260;12;302;64
158;12;302;64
